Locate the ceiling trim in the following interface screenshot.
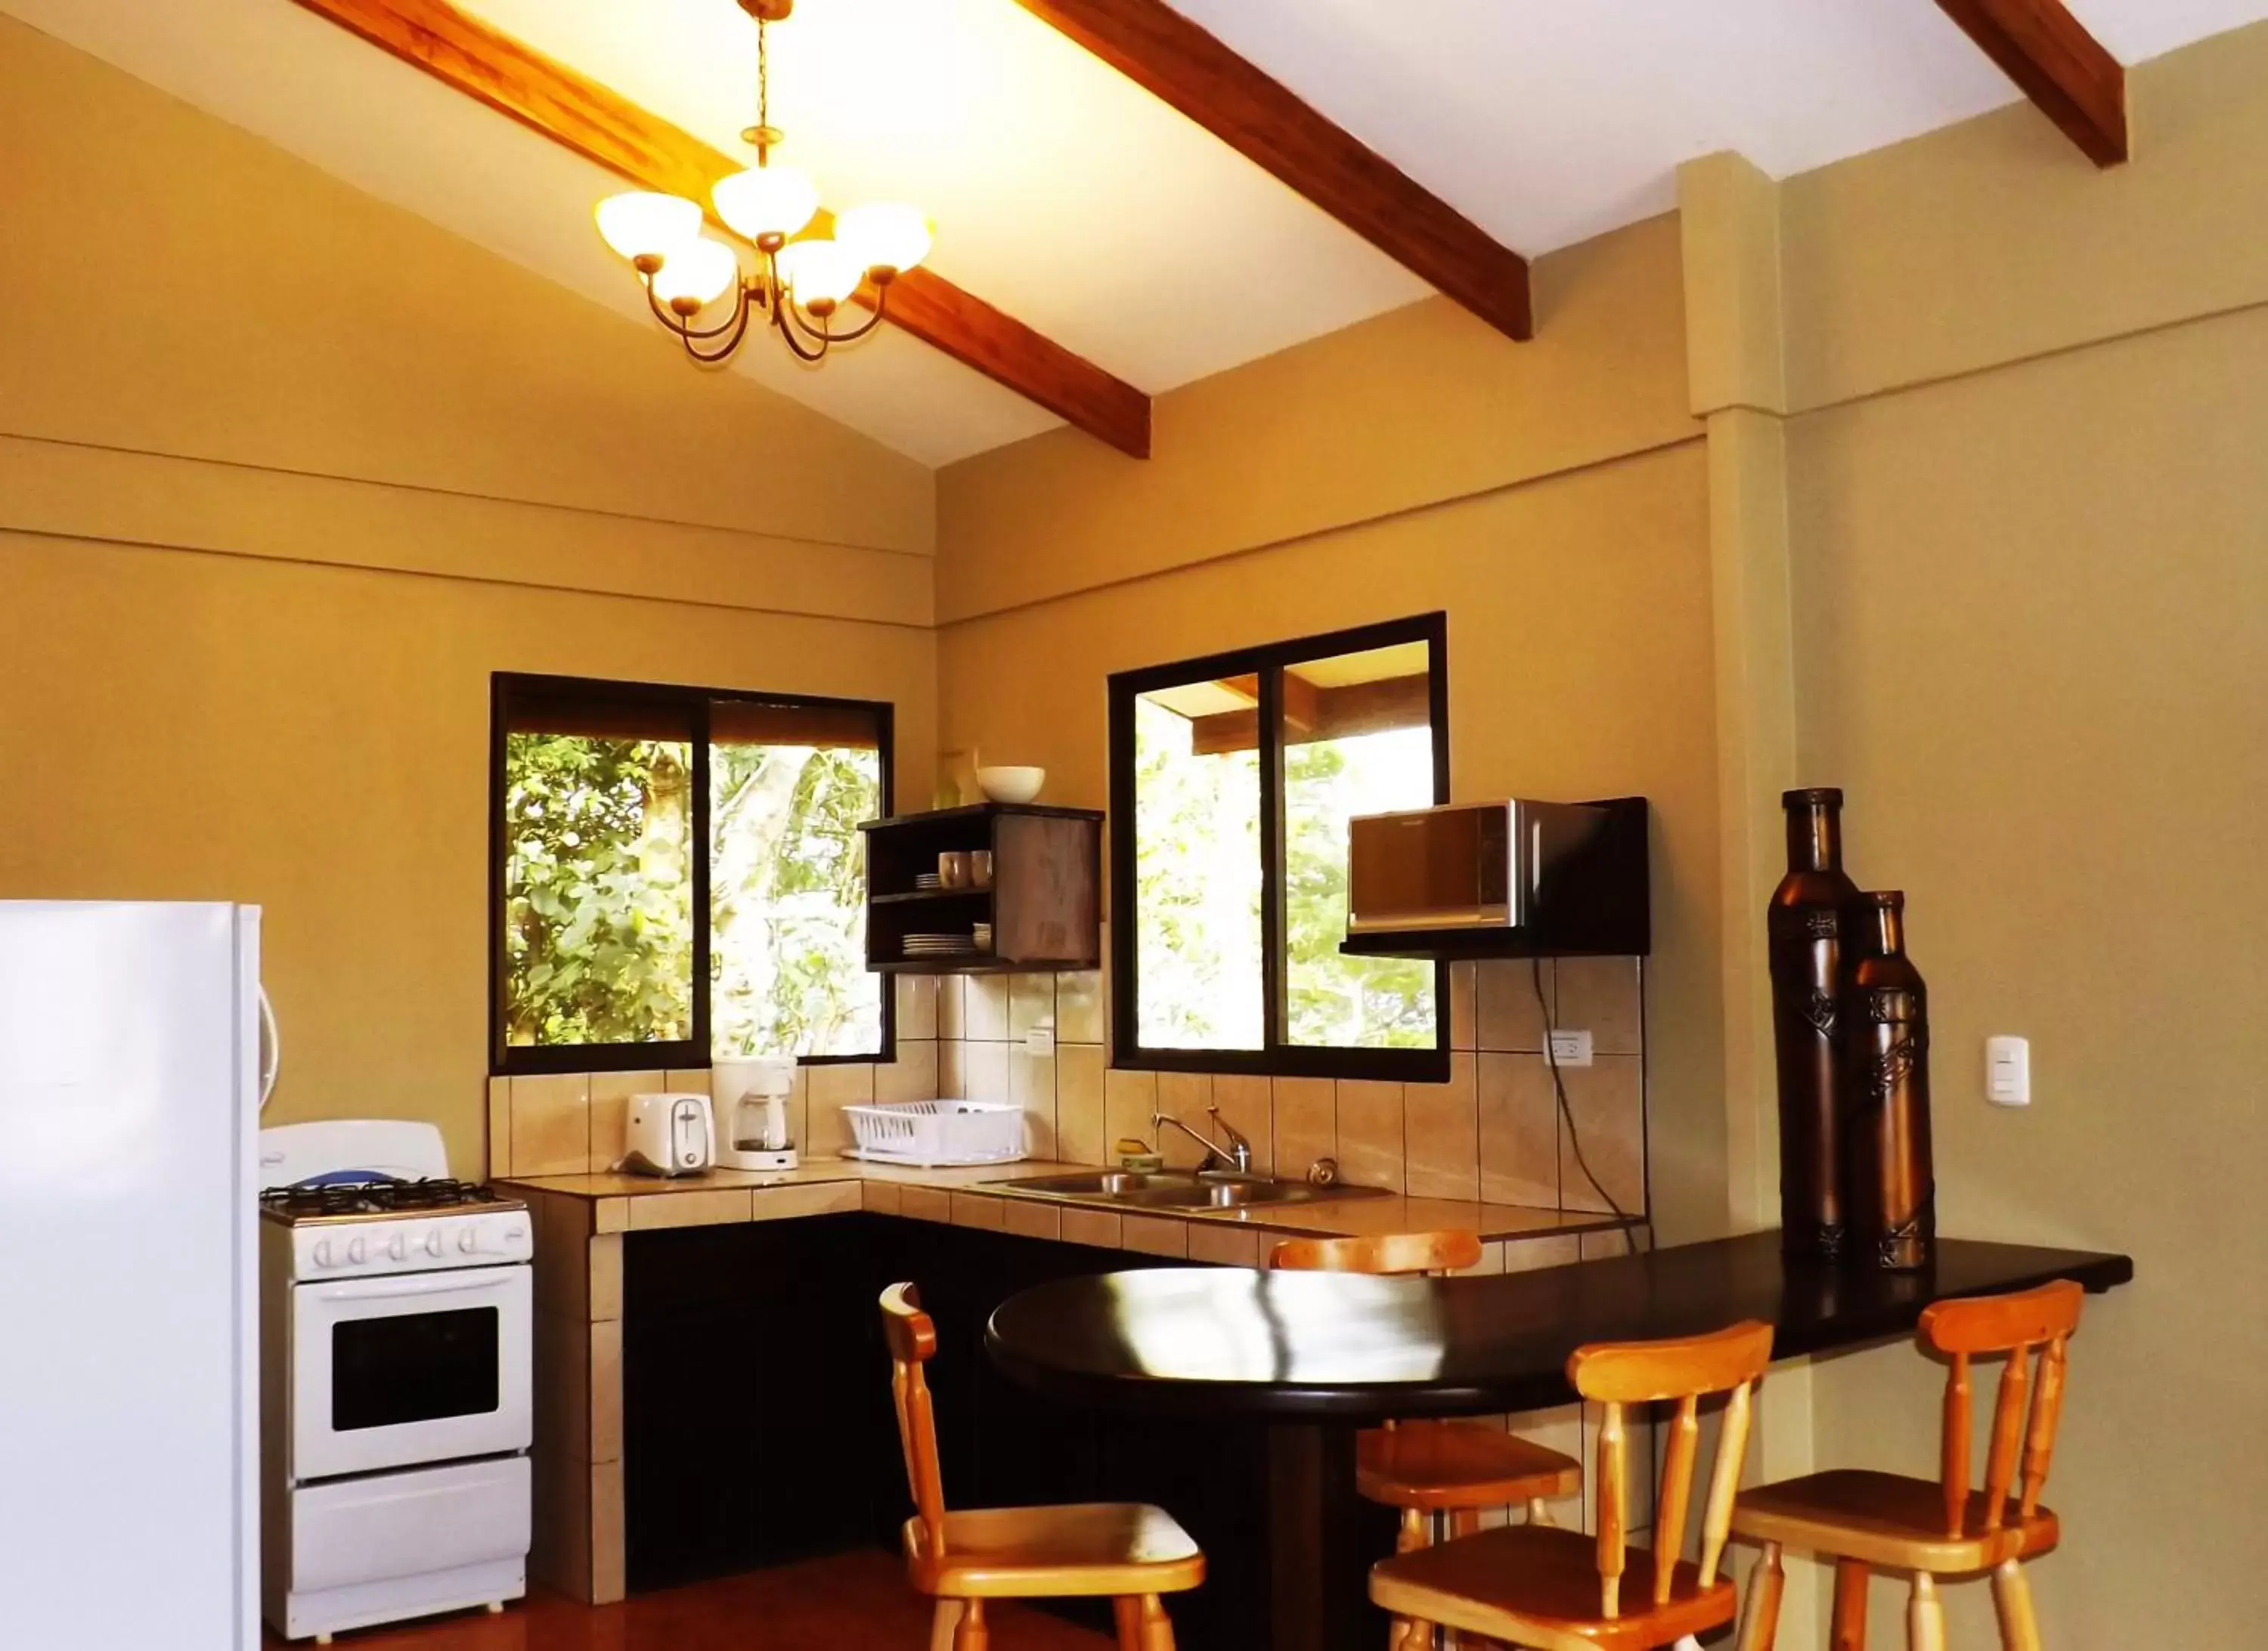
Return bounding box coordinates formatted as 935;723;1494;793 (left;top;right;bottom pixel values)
1931;0;2128;166
1008;0;1532;341
287;0;1154;457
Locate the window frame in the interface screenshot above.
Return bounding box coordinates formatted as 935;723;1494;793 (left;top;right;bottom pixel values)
488;671;896;1077
1107;612;1451;1084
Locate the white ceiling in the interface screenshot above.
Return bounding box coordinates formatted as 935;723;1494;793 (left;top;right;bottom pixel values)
8;0;2266;465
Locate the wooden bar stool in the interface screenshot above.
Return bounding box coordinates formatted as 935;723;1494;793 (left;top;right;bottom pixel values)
1729;1278;2083;1651
879;1283;1204;1651
1370;1320;1774;1651
1269;1233;1584;1648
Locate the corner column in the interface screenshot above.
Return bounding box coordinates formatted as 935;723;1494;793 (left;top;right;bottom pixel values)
1680;149;1821;1638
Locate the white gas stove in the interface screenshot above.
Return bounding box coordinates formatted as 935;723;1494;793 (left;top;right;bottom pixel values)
257;1121;532;1643
262;1178;531;1277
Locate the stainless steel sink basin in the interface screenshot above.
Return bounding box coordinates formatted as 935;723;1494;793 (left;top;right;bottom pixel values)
1002;1170;1196;1197
985;1170;1390;1209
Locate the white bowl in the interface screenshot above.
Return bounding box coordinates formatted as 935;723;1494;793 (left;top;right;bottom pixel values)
976;765;1046;804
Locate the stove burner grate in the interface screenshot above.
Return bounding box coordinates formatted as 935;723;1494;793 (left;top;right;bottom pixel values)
259;1177;509;1219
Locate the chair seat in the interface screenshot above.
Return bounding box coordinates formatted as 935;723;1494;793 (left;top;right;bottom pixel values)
1358;1420;1582;1510
905;1502;1206;1600
1731;1468;2062;1574
1371;1522;1737;1651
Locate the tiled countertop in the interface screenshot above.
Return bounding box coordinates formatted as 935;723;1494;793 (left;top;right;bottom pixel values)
498;1156;1636;1250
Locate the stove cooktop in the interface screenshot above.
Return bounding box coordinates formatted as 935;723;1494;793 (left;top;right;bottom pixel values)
257;1178;525;1225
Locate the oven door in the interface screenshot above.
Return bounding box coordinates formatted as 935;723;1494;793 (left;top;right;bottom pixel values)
291;1262;531;1482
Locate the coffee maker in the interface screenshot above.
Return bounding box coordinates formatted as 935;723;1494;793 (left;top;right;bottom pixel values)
712;1055;798;1171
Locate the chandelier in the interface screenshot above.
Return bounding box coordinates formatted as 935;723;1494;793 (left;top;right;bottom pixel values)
593;0;932;365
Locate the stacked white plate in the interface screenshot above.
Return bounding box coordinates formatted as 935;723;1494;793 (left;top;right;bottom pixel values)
913;872;944;890
903;933;977;958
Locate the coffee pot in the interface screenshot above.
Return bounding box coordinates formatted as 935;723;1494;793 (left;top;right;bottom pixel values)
712;1055;798;1172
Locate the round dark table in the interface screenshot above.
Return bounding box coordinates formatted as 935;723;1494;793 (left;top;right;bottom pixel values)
985;1232;2134;1651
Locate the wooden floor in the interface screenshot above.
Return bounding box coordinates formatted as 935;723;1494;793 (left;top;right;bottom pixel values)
260;1551;1115;1649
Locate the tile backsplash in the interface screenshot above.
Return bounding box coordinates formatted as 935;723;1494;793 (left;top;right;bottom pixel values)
931;956;1649;1216
486;977;943;1180
488;960;1647;1219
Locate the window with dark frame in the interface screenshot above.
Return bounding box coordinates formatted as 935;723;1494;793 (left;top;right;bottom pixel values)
490;674;894;1076
1108;613;1450;1083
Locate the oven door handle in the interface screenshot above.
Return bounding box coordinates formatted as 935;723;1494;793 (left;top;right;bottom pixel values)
305;1271;517;1304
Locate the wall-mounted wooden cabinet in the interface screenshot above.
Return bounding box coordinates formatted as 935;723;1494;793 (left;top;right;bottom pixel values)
858;803;1103;974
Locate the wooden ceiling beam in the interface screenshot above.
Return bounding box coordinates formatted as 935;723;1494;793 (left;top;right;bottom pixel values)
1009;0;1532;342
1932;0;2128;166
289;0;1153;456
1188;674;1429;757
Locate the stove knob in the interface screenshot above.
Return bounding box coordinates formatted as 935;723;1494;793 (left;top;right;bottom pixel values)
458;1228;479;1254
426;1231;446;1258
311;1239;335;1269
346;1235;367;1265
386;1232;409;1262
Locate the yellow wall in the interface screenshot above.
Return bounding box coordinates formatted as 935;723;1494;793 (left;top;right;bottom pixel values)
937;216;1733;1245
0;16;937;1176
1768;27;2268;1644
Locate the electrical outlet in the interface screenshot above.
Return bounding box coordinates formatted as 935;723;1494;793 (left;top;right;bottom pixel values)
1986;1036;2029;1107
1547;1029;1594;1068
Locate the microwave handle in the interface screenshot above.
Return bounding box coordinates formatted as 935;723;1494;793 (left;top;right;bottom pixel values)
307;1271;513;1304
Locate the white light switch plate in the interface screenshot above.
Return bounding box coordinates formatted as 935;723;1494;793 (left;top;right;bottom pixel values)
1548;1029;1594;1068
1024;1027;1055;1056
1986;1036;2030;1107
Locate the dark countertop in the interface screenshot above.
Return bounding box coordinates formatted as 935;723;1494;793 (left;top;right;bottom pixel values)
986;1231;2134;1420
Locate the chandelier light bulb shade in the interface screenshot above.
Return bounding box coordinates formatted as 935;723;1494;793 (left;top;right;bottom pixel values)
595;191;703;263
834;203;933;276
776;237;866;306
649;238;743;310
712;164;821;243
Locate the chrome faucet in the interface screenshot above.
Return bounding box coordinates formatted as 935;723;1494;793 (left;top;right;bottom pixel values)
1151;1105;1254;1177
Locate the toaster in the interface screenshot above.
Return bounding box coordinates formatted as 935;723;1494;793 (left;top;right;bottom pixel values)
620;1092;715;1177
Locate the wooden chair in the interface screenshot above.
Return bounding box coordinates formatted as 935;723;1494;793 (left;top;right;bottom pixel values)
1370;1320;1774;1651
879;1282;1205;1651
1729;1279;2083;1651
1269;1234;1584;1649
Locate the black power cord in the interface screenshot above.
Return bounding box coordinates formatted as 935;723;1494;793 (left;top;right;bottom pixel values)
1533;955;1644;1255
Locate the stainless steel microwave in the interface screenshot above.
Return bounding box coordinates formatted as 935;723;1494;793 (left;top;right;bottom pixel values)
1346;798;1650;955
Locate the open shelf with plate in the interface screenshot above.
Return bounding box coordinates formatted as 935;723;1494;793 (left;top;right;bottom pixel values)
858;802;1103;974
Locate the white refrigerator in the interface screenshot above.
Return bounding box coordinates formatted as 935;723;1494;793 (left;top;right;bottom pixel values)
0;901;262;1649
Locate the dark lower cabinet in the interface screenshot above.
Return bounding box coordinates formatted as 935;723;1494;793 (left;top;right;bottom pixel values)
622;1214;892;1591
621;1214;1272;1649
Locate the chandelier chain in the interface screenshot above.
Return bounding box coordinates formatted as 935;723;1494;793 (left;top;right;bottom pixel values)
758;20;770;147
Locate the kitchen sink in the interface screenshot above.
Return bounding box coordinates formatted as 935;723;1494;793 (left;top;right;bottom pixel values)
986;1170;1390;1209
1003;1170;1197;1197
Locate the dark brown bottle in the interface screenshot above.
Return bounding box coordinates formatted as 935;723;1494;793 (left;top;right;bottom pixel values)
1843;891;1936;1272
1768;788;1860;1260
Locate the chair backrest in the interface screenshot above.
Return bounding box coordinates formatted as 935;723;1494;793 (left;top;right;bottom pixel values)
1917;1279;2083;1540
1567;1320;1774;1619
880;1281;948;1553
1266;1230;1484;1277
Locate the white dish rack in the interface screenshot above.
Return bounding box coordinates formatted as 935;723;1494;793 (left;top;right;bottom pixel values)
842;1099;1027;1167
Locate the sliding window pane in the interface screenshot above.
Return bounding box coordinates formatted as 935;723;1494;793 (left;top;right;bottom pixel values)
710;702;885;1059
1281;643;1439;1049
501;706;696;1048
1132;680;1265;1049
